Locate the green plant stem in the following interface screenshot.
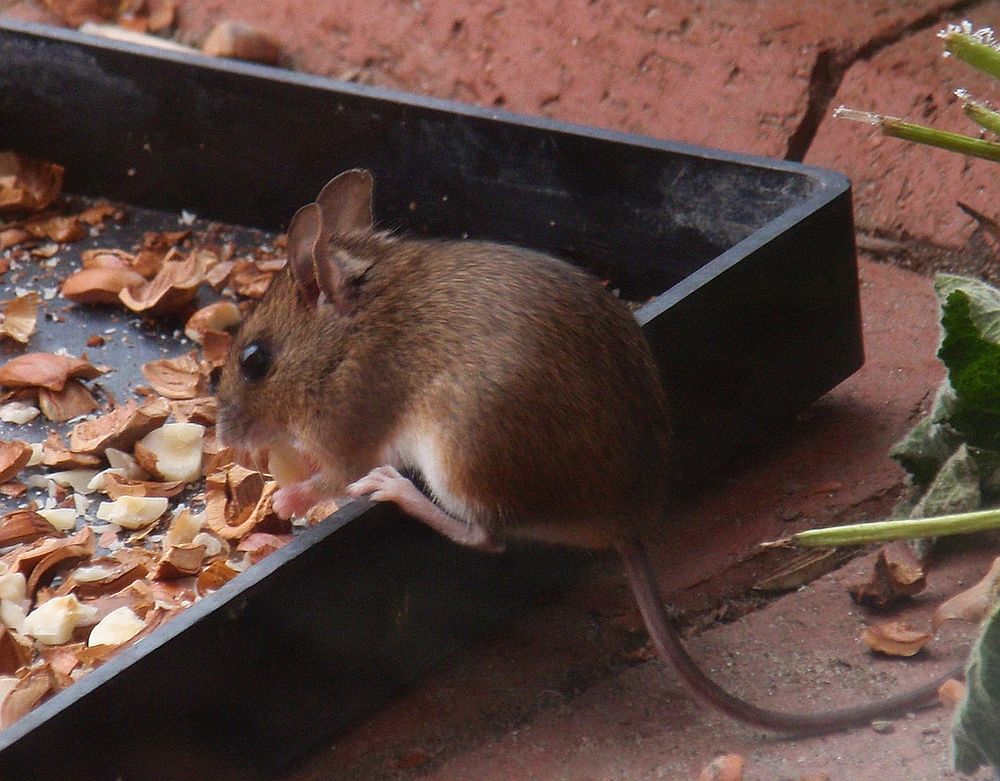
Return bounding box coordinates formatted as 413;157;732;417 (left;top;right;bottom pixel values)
963;99;1000;137
793;508;1000;547
879;117;1000;163
834;107;1000;162
941;29;1000;81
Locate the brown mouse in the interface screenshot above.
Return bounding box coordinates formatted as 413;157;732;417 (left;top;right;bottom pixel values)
215;169;958;735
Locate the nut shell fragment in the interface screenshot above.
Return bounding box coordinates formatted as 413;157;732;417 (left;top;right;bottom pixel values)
861;621;933;657
69;397;170;454
118;250;207;315
205;469;280;539
100;472;186;500
0;669;52;729
849;543;926;608
200;330;233;368
236;531;291;563
141;352;210;400
0;509;62;548
0;441;31;484
0;293;39;344
58;559;148;598
0;627;30;676
0;152;63;214
697;754;745;781
61;267;147;305
38;379;99;423
0;353;101;392
168;397;217;425
42;433;101;469
152;543;206;580
25;537;95;597
5;527;93;579
938;678;966;709
196;558;239;596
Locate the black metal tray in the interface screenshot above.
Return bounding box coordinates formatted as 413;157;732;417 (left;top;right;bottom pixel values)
0;19;861;781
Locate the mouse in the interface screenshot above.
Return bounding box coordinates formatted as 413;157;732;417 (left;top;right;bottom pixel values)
215;168;959;735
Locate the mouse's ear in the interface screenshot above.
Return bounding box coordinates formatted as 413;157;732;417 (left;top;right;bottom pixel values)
286;203;322;305
315;169;374;237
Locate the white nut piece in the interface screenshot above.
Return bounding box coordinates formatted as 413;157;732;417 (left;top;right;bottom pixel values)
72;565;116;583
37;508;77;532
136;423;204;482
0;401;39;424
96;496;169;529
192;531;222;557
267;440;313;487
22;595;98;645
87;606;145;647
26;443;43;467
0;601;25;633
0;573;26;605
72;492;90;516
87;467;129;493
104;448;147;479
29;469;101;495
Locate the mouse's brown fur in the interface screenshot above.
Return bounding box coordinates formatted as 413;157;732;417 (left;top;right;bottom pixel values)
216;169;960;735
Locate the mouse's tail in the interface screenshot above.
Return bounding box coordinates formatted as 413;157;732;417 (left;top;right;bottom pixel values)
615;536;963;736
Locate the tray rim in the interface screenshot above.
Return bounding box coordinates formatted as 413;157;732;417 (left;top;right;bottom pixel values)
0;18;853;328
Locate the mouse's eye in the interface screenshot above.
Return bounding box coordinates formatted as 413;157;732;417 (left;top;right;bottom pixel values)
239;340;272;383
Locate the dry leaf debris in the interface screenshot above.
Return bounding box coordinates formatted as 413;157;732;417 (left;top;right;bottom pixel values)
933;556;1000;630
848;542;927;608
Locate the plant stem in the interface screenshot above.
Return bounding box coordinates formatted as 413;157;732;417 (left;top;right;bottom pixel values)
794;508;1000;547
963;98;1000;137
880;117;1000;162
834;107;1000;163
940;27;1000;81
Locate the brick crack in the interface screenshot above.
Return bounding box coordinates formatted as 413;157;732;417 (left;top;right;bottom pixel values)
784;0;984;162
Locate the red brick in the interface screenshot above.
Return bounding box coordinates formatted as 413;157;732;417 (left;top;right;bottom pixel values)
808;6;1000;247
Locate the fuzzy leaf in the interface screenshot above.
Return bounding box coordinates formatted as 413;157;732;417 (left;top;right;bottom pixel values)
935;277;1000;449
889;408;960;485
910;444;981;518
953;601;1000;773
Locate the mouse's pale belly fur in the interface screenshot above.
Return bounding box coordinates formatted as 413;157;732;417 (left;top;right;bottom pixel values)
381;421;485;526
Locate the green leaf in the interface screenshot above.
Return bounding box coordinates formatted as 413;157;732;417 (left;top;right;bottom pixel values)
953;601;1000;774
936;274;1000;345
935;278;1000;449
